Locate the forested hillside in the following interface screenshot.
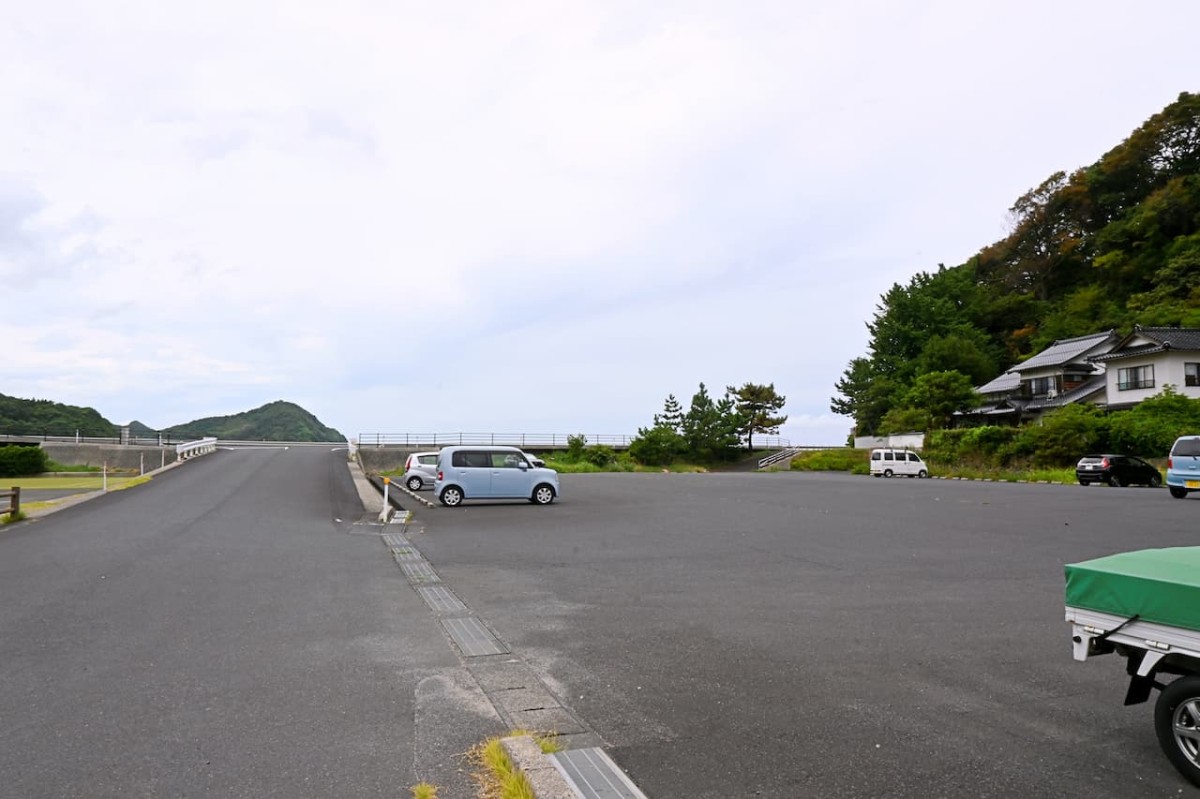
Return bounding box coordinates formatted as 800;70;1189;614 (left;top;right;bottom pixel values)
833;91;1200;435
162;401;345;442
0;393;117;436
0;394;344;442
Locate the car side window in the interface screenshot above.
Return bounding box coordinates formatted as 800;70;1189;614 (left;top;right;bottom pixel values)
492;452;527;468
883;452;893;461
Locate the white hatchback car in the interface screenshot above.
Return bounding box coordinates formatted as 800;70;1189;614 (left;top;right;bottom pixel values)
402;451;440;491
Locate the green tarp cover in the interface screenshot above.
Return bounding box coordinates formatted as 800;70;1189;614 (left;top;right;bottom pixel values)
1065;547;1200;632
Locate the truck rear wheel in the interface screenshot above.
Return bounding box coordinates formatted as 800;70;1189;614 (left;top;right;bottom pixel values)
1155;675;1200;788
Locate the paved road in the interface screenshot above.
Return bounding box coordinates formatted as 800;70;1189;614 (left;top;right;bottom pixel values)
412;471;1200;798
0;447;505;799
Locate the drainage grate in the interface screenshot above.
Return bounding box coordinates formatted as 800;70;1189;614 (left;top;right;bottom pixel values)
400;561;440;583
417;585;467;614
391;546;424;562
381;533;410;548
442;617;508;656
549;748;648;799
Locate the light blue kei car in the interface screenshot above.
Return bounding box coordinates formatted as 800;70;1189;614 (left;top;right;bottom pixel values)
1168;435;1200;499
433;445;560;507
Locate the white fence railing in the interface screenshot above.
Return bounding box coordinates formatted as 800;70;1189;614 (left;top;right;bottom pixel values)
757;445;844;469
356;433;800;449
177;437;218;459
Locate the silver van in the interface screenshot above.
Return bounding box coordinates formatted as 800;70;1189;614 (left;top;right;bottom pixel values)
434;445;560;507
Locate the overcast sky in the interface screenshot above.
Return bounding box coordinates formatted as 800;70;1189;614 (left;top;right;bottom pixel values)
2;1;1197;444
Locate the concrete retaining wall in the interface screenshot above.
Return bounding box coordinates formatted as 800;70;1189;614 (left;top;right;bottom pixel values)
356;446;422;475
41;442;180;472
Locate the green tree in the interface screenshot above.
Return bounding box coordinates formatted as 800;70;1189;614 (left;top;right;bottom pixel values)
728;382;787;450
655;394;685;432
681;383;742;462
878;407;931;435
628;424;684;466
904;371;978;429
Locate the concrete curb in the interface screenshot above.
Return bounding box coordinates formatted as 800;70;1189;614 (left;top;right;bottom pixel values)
501;736;576;799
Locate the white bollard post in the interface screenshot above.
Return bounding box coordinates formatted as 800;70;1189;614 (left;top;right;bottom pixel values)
103;462;108;493
379;477;391;523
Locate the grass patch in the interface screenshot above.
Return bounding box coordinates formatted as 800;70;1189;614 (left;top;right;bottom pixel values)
1;475;145;490
1;510;27;525
410;783;439;799
470;736;536;799
925;463;1077;483
788;448;870;475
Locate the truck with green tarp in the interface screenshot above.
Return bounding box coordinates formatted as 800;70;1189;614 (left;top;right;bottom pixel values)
1066;546;1200;787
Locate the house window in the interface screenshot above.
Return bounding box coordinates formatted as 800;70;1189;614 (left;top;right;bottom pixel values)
1029;377;1052;395
1187;363;1200;387
1117;365;1155;391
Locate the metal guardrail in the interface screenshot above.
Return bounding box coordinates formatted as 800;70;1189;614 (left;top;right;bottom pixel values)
0;433;192;446
356;433;799;449
176;438;218;459
758;445;844;469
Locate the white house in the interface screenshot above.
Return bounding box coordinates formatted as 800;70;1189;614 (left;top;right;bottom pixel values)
1090;326;1200;408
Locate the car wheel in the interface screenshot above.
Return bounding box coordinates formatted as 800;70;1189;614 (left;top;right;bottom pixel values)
1171;486;1189;499
406;476;423;491
439;486;463;507
883;469;893;478
531;484;556;505
1078;480;1090;486
1108;475;1125;487
1149;474;1162;488
918;469;928;479
1155;675;1200;788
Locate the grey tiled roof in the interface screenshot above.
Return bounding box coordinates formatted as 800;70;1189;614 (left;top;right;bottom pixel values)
1092;327;1200;362
975;371;1020;395
1012;330;1117;372
1025;375;1107;410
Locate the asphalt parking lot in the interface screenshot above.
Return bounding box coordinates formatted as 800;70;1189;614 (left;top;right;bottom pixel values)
409;470;1200;798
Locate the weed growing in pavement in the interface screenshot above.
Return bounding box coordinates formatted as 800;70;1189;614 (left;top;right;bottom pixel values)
409;783;438;799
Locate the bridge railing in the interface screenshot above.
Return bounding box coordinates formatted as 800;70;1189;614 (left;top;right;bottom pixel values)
177;437;218;459
356;433;799;450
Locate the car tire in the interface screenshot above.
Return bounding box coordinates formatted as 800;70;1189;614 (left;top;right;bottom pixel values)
1108;475;1125;487
406;476;423;491
439;486;464;507
883;469;893;478
531;484;556;505
918;469;928;479
1149;474;1162;488
1078;480;1090;486
1171;486;1189;499
1155;675;1200;788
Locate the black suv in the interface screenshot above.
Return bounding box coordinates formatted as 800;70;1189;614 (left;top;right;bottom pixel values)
1076;454;1162;487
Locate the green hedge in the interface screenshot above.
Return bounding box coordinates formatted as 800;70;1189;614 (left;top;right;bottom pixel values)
0;445;49;477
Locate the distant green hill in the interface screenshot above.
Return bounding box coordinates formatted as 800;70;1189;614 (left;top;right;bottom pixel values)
0;395;344;442
161;401;345;442
0;392;118;437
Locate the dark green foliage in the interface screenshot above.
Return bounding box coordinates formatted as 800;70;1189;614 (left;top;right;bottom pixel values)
0;445;49;477
728;382;787;450
584;445;616;467
1108;386;1200;455
878;407;931;435
904;371;979;429
832;92;1200;433
628;424;685;466
162;401;344;442
0;393;117;437
1008;405;1110;467
564;434;588;463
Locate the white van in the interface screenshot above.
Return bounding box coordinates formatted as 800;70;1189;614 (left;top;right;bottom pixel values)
869;448;929;478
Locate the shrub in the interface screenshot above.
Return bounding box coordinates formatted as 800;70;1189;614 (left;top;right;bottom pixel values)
789;448;870;474
1011;404;1109;467
1108;386;1200;456
0;445;49;477
584;444;616;467
629;425;684;466
564;434;587;463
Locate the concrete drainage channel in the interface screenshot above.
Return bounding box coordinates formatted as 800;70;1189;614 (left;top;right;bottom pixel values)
380;523;649;798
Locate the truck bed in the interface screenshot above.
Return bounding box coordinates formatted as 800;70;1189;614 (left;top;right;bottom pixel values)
1066;605;1200;663
1065;547;1200;633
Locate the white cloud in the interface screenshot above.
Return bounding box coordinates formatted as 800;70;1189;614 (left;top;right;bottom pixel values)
3;0;1198;442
